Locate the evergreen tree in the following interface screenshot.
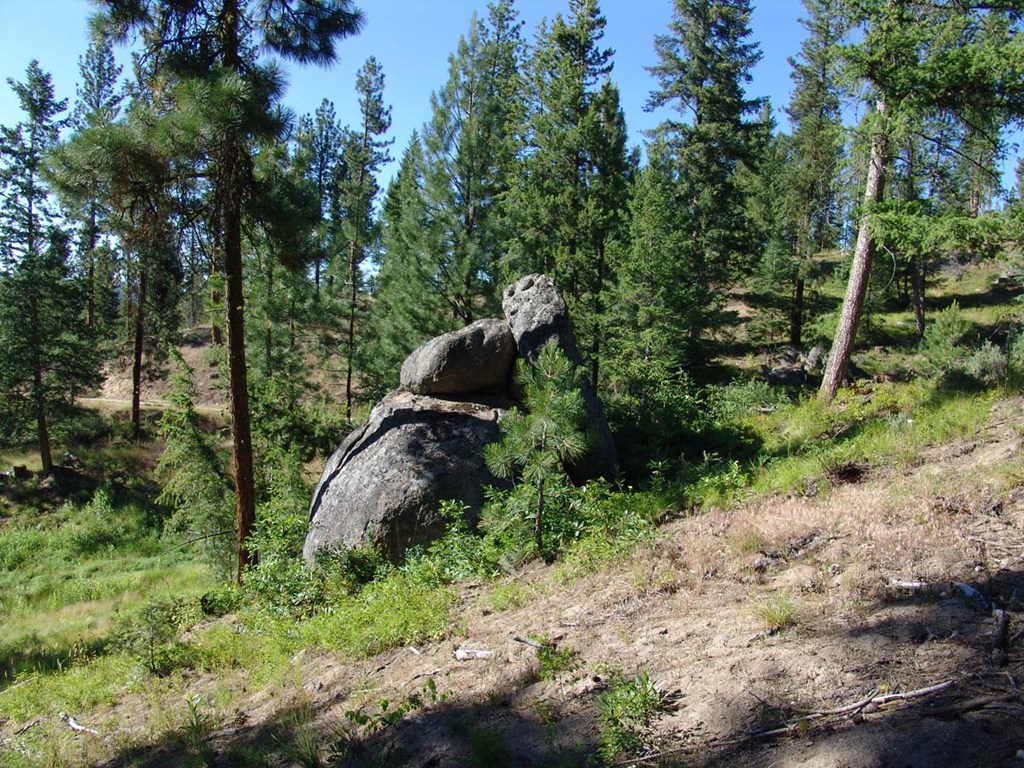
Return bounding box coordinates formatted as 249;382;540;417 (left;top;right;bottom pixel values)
53;78;184;438
485;342;588;558
617;0;763;373
736;110;803;346
0;61;66;269
0;62;100;474
418;1;524;328
96;0;365;581
295;98;343;297
507;0;631;389
0;232;101;474
364;135;444;398
71;35;125;335
368;1;525;393
783;0;845;346
820;0;1024;399
334;56;391;421
646;0;764;285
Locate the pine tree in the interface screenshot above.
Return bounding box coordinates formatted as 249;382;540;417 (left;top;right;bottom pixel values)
334;56;391;421
0;232;101;474
507;0;631;389
364;135;444;398
368;2;525;393
0;61;66;270
783;0;845;346
820;0;1024;399
0;63;100;474
71;35;125;335
53;76;184;438
95;0;364;581
295;99;343;298
647;0;764;285
618;0;763;372
418;3;524;327
485;342;588;558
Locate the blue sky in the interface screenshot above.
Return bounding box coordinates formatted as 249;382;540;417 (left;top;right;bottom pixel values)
0;0;1019;191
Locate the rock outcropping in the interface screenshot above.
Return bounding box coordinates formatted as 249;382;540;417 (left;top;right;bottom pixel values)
302;391;510;562
304;275;617;563
400;318;514;396
502;275;617;482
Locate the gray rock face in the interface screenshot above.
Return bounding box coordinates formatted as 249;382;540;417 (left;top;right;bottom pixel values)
502;274;578;365
305;273;619;564
502;274;618;483
400;318;514;396
304;390;511;562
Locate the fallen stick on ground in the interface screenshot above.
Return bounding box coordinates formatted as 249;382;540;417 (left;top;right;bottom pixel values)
14;720;40;736
59;713;99;735
603;679;958;768
512;635;547;649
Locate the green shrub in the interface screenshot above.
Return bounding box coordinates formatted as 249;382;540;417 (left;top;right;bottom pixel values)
596;670;669;761
157;353;235;577
534;636;580;680
114;596;198;675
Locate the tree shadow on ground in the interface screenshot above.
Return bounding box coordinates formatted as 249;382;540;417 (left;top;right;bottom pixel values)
939;281;1023;312
648;564;1024;767
92;662;601;768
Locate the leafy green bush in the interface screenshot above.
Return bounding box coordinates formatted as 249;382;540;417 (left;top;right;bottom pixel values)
918;301;1007;391
534;636;580;680
605;357;711;483
596;670;669;761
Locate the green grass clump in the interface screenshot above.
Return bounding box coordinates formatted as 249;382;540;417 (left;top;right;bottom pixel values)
751;593;799;632
696;380;999;505
0;653;138;723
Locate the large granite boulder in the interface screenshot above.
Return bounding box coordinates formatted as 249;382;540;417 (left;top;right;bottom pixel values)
304;390;511;562
502;274;618;482
400;318;515;396
305;273;618;564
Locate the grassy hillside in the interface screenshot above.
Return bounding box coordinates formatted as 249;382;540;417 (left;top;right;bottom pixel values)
2;252;1024;767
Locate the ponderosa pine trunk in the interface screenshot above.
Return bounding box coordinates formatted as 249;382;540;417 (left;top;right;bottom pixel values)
790;277;805;347
819;99;890;400
911;255;926;340
131;263;147;438
34;366;53;475
220;0;257;583
535;477;544;556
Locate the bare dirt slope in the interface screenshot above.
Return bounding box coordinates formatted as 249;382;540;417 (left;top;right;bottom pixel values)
92;327;227;409
136;397;1024;768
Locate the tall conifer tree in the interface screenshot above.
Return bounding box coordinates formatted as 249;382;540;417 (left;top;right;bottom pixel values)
0;63;99;473
820;0;1024;399
618;0;762;372
368;1;525;392
508;0;631;389
335;56;391;420
95;0;364;581
68;37;125;335
784;0;844;346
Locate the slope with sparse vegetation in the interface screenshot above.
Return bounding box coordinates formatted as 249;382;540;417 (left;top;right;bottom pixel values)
3;248;1024;767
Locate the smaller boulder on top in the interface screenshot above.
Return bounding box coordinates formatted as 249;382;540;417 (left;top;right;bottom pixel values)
400;318;515;396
